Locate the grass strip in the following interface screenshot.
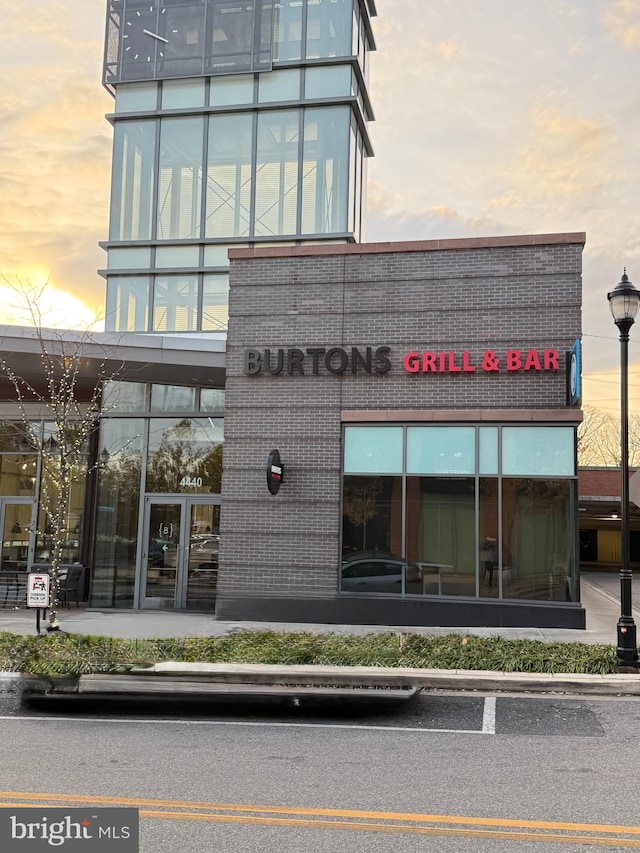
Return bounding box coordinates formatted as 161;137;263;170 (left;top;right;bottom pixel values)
0;631;619;676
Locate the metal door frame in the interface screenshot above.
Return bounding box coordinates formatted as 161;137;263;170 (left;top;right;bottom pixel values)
139;495;221;609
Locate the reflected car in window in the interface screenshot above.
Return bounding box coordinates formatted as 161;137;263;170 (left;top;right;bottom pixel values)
189;535;219;562
189;535;219;577
341;552;408;594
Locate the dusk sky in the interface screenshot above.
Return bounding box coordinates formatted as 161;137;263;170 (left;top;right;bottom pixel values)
1;0;639;414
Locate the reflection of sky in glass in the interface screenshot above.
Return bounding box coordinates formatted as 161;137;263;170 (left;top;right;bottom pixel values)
407;427;475;475
100;418;145;457
147;417;224;453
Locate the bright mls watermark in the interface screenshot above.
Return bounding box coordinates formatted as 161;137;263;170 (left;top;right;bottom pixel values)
1;808;139;851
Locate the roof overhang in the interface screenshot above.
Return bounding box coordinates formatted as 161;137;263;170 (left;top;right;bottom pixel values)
0;326;227;393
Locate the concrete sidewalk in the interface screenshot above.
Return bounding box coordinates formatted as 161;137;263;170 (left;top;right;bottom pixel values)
0;572;633;644
0;572;635;644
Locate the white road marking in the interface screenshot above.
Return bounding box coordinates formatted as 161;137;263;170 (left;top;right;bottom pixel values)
0;715;492;735
482;696;496;734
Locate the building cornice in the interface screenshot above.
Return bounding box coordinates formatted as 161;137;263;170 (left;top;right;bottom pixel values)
229;232;587;260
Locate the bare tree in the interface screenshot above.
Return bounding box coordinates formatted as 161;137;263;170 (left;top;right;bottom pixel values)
578;405;640;467
0;281;125;631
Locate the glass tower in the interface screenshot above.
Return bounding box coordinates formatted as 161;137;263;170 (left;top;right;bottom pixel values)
101;0;376;333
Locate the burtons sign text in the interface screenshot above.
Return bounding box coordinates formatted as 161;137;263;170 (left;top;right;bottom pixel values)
244;347;561;375
245;347;391;375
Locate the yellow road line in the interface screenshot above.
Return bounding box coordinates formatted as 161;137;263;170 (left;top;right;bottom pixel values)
1;804;638;847
136;811;640;846
0;791;639;836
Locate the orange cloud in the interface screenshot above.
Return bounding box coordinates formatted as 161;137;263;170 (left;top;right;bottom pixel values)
0;1;110;325
604;0;640;49
508;103;614;200
0;64;112;320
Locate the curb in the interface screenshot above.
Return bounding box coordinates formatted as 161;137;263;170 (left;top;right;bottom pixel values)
8;663;640;699
129;662;640;696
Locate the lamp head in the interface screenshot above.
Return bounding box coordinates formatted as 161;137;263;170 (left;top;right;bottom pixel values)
608;269;640;333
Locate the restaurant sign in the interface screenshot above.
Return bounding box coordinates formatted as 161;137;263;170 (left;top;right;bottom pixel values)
403;348;560;373
244;346;560;376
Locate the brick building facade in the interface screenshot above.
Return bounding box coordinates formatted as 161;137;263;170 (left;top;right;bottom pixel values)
217;233;586;628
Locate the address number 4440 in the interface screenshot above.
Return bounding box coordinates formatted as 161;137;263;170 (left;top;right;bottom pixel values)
180;476;203;488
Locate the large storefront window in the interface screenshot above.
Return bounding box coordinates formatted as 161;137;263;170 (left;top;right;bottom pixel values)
36;461;87;566
91;419;144;607
35;423;89;566
406;477;476;597
502;479;574;601
341;425;578;602
341;476;403;594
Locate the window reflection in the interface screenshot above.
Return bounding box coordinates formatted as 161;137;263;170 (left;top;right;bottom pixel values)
302;106;350;234
152;275;199;331
0;456;37;496
103;381;149;413
150;385;197;412
110;121;155;241
341;476;404;593
340;426;578;602
306;0;352;59
36;461;86;565
479;478;499;598
200;388;225;412
255;110;299;236
406;477;476;597
157;117;204;240
105;276;150;333
146;418;223;494
502;479;574;601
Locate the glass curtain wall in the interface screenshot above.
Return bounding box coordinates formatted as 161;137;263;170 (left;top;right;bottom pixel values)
342;425;578;602
110;105;354;246
91;381;225;608
302;106;350;234
206;113;253;238
110;121;156;241
255;110;299;236
157;117;204;240
152;275;199;331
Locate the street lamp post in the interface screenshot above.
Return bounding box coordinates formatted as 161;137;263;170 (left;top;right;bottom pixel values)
608;269;640;665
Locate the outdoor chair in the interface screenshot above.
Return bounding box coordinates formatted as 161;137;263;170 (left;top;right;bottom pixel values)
58;566;84;608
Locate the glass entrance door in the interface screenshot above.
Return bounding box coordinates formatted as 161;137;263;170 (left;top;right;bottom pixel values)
141;497;220;609
0;500;34;570
185;502;219;611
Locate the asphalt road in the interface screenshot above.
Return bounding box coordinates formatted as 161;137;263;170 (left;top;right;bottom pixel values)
2;680;640;852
